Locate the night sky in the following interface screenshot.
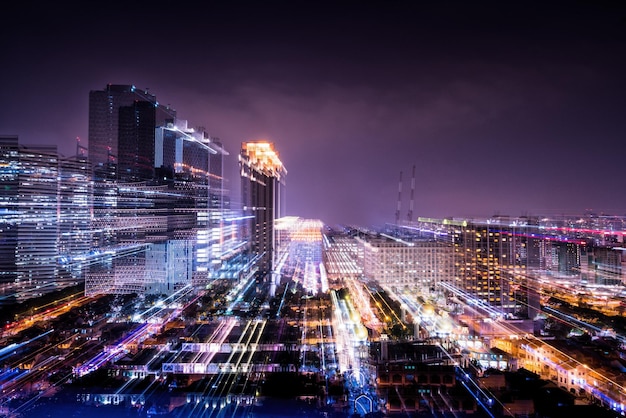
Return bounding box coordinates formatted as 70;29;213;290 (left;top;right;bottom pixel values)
2;1;626;228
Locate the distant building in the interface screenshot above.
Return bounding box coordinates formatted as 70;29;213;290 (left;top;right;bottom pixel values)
405;217;540;318
359;234;453;293
322;232;363;282
582;245;626;285
453;220;532;317
274;217;325;294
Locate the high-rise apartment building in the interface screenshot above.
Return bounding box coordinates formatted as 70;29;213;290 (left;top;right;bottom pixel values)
404;217;538;318
453;221;531;317
239;142;287;280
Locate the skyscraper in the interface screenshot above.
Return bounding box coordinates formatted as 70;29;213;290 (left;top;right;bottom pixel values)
88;84;176;181
239;142;287;281
86;86;241;296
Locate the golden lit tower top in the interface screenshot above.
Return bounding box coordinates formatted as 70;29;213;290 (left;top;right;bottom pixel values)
240;141;287;182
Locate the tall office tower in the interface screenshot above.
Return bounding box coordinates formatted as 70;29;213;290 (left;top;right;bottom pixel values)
117;100;157;181
88;84;175;181
239;142;287;281
154;119;228;207
86;101;239;296
87;85;176;295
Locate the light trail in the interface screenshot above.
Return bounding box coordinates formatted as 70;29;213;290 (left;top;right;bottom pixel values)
299;295;311;371
75;286;194;377
330;289;369;387
303;260;318;294
172;319;266;418
207;319;267;418
0;329;54;362
224;269;259;315
375;286;406;325
343;278;382;332
383;285;516;417
276;278;297;318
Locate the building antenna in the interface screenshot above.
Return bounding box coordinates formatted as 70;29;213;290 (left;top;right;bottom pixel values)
408;164;415;222
396;170;403;224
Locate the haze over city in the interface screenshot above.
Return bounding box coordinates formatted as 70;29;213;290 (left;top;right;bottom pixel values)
2;0;626;226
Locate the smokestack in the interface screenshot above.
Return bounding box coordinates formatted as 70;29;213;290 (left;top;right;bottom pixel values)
408;164;415;222
396;171;403;224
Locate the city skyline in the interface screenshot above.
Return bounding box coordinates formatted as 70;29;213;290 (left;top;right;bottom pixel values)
2;80;626;416
2;1;626;227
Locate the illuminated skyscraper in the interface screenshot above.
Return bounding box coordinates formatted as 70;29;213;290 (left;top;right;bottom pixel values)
239;142;287;280
0;136;74;301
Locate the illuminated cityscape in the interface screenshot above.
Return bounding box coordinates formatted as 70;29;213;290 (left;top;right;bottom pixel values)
0;80;626;418
5;0;626;416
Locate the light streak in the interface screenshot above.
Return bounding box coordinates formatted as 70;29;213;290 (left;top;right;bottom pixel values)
0;329;54;361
